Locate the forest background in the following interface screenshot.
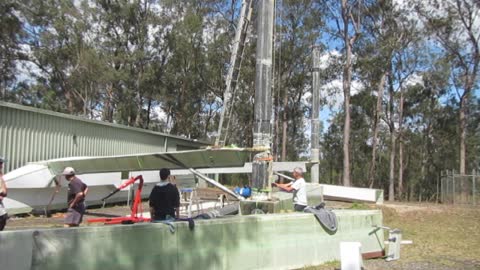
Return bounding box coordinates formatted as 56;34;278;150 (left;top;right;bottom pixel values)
1;0;479;201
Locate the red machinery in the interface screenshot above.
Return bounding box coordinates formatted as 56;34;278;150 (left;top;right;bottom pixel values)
87;175;151;224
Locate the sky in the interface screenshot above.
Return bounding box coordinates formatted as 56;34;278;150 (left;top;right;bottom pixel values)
10;0;479;145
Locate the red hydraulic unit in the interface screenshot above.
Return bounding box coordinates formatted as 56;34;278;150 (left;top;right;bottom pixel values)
88;175;151;224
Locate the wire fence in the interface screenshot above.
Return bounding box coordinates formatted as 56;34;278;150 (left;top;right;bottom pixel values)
441;170;479;205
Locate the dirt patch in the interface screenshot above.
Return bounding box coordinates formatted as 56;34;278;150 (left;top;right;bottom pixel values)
4;187;227;230
4;202;149;230
380;202;446;214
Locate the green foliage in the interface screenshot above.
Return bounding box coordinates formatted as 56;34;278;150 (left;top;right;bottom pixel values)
0;1;24;96
273;0;324;160
1;0;479;202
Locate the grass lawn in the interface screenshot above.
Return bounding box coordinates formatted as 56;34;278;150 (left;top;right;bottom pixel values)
303;202;480;270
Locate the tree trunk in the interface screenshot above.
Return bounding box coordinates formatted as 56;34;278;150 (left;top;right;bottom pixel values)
146;97;152;130
102;83;114;122
459;94;467;175
134;68;144;128
420;139;427;203
281;92;288;162
398;87;405;200
83;84;88;117
135;89;143;128
368;72;386;188
274;97;280;162
388;72;396;202
341;0;353;187
341;61;352;186
388;131;396;201
65;89;74;114
1;81;5;100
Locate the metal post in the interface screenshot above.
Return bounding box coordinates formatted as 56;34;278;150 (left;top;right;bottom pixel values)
440;171;444;203
450;170;454;204
310;46;321;184
442;171;448;203
436;171;439;203
253;0;274;149
252;0;274;193
473;169;476;206
452;170;455;205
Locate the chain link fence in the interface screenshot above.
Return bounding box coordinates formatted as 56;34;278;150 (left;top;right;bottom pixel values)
441;170;479;205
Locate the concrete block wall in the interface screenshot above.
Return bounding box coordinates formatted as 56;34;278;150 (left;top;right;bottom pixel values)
0;210;384;270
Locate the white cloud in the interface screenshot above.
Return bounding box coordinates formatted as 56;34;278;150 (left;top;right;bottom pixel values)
15;44;46;84
15;61;44;84
302;91;311;105
394;0;480;43
320;78;364;110
318;50;341;70
404;73;423;87
152;105;168;122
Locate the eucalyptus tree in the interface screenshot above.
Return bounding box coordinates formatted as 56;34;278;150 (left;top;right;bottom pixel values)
323;0;372;186
14;0;86;113
357;0;393;189
157;1;235;140
356;0;421;200
320;114;344;185
415;0;480;175
94;0;173;127
401;59;453;201
274;0;323;160
0;1;24;99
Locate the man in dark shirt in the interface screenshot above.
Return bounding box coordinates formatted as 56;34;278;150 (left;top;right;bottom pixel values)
63;167;88;227
149;168;180;221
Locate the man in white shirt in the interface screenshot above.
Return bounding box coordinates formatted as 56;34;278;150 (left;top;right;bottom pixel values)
273;167;308;211
0;156;8;230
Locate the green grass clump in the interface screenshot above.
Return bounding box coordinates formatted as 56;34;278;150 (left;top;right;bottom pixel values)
349;202;369;210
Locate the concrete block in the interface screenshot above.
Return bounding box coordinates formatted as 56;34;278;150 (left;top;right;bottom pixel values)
340;242;363;270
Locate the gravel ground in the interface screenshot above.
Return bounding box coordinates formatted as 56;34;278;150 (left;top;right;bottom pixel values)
363;257;480;270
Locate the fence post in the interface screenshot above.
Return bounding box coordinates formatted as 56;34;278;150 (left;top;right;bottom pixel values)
452;170;456;205
440;171;444;203
436;172;440;203
473;169;477;206
450;170;453;204
445;170;449;204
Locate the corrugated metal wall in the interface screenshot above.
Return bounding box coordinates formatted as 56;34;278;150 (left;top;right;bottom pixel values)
0;102;207;173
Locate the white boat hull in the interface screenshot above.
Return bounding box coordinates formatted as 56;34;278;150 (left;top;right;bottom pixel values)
3;169;195;215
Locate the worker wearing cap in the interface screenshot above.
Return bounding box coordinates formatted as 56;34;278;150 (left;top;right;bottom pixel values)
0;157;8;230
272;167;308;211
63;167;88;227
